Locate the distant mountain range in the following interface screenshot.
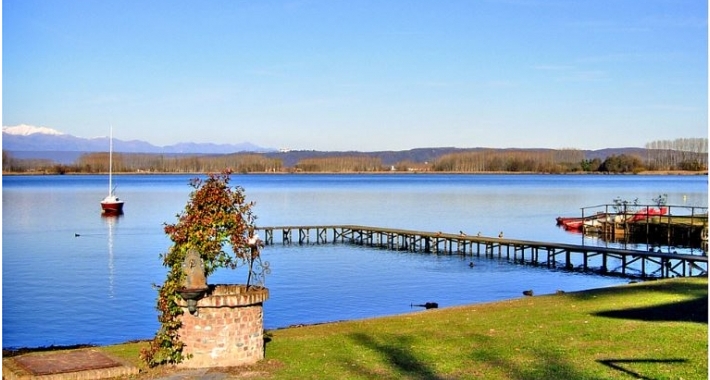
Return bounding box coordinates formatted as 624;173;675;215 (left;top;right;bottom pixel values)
3;124;648;166
3;124;275;163
3;124;271;154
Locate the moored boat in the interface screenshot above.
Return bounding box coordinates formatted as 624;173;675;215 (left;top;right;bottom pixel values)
101;194;124;214
101;126;124;215
557;212;609;232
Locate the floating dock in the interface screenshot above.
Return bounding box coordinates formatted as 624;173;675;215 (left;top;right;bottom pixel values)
574;204;708;250
258;225;707;279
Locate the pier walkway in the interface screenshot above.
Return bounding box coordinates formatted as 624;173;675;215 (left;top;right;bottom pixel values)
258;225;707;279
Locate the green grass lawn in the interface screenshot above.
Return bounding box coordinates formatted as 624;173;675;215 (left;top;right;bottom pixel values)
99;276;708;379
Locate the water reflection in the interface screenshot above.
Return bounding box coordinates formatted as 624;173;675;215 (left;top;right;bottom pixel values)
101;214;122;299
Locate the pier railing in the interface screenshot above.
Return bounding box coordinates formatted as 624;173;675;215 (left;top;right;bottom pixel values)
257;225;708;279
580;203;707;218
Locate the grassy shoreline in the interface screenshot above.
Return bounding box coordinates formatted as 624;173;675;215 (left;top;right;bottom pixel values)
7;277;707;379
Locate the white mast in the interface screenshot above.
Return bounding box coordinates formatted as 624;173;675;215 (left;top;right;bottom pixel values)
100;124;123;213
108;125;114;196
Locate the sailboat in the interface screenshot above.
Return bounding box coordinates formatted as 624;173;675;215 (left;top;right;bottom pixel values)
100;126;124;215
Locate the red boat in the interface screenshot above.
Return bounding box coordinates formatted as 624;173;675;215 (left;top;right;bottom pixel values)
630;207;668;221
555;217;584;231
556;216;584;226
556;213;609;232
101;194;124;215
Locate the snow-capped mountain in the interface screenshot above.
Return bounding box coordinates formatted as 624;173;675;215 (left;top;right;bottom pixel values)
3;124;66;136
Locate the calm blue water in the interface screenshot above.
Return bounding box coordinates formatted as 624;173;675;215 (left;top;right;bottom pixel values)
2;174;707;349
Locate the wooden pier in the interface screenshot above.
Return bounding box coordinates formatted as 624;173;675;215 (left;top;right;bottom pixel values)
258;225;708;279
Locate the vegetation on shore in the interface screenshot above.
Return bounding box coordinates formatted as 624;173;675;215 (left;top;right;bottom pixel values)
3;138;707;175
10;277;706;379
141;171;265;367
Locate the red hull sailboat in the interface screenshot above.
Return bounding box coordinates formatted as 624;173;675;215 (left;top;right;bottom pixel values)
101;126;124;215
101;194;124;214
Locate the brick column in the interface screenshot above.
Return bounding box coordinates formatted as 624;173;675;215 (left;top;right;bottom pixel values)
177;284;269;368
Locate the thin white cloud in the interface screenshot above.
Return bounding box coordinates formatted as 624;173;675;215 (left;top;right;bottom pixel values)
533;64;608;83
533;65;575;71
569;10;706;34
648;104;700;112
483;80;518;88
641;13;707;29
576;53;646;64
569;20;651;34
555;70;609;83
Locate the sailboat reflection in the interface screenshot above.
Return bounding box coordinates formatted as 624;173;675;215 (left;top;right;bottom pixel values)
102;214;122;298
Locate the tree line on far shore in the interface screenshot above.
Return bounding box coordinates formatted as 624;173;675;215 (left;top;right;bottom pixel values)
3;138;707;175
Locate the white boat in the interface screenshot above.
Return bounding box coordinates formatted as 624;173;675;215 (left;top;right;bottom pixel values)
100;126;124;215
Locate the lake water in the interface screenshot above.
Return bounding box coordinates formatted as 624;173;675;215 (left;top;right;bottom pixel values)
2;173;707;349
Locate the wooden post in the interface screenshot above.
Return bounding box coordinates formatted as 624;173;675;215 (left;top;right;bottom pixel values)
299;228;309;244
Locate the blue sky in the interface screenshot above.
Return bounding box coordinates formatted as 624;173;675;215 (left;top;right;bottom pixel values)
3;0;707;151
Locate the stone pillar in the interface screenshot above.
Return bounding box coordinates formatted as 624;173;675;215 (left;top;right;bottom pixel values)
177;284;269;368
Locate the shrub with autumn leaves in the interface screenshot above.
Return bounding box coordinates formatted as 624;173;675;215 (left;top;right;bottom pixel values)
141;170;267;367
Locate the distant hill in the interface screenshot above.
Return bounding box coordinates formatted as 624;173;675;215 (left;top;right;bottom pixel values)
2;124;652;166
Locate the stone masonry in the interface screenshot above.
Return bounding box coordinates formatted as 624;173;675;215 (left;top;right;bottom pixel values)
177;284;269;368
